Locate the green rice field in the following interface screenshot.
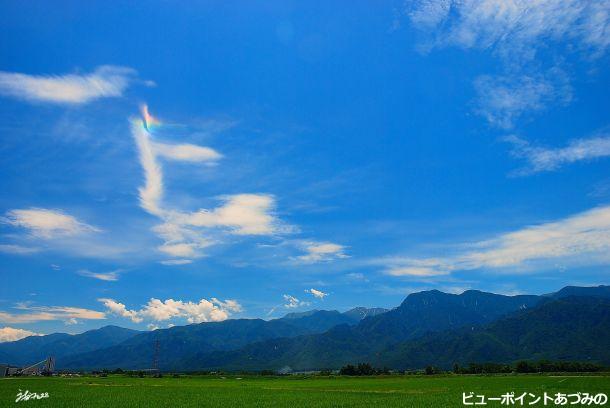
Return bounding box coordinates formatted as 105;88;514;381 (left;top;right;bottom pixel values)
1;374;609;407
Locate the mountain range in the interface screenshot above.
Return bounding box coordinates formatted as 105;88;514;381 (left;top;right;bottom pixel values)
1;286;608;372
0;325;140;366
0;306;382;369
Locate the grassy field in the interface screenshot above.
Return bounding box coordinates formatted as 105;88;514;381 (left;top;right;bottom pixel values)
1;374;609;407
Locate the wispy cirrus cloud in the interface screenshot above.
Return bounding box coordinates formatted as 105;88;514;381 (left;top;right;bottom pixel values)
282;294;310;309
131;107;291;262
366;256;451;279
0;244;39;255
408;0;610;58
381;204;610;276
2;208;99;238
0;65;142;104
0;209;124;259
0;327;42;343
296;241;348;263
346;272;368;282
99;297;242;324
385;263;451;278
77;269;121;282
0;303;106;324
160;259;193;266
506;133;610;174
474;71;572;129
407;0;609;128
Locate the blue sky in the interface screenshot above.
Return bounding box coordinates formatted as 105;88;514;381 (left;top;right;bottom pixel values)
0;0;609;340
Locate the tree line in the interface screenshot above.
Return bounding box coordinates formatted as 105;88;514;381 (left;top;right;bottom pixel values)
452;360;607;374
78;359;609;377
337;360;608;376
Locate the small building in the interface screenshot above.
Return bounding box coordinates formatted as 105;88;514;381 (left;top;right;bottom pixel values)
7;367;21;376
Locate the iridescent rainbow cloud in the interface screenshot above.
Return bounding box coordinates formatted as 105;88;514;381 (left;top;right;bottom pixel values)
140;104;162;131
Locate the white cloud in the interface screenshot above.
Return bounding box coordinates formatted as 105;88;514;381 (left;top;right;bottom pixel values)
140;299;184;321
147;324;159;331
305;288;328;299
0;244;39;255
385;204;610;275
181;194;283;236
210;298;243;313
408;0;610;58
131;109;289;261
77;269;121;282
0;304;106;324
64;318;78;325
3;208;99;238
99;297;242;324
506;134;610;174
296;241;349;263
160;259;193;266
153;142;222;163
474;71;572;129
140;298;241;323
98;298;142;323
157;243;199;258
0;65;137;104
283;294;310;309
0;327;42;343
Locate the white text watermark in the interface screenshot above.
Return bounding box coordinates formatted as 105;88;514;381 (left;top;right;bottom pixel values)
15;390;49;403
463;392;608;406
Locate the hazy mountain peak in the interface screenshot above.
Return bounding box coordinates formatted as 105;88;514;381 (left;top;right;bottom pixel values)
549;285;610;299
280;310;322;319
343;307;388;321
